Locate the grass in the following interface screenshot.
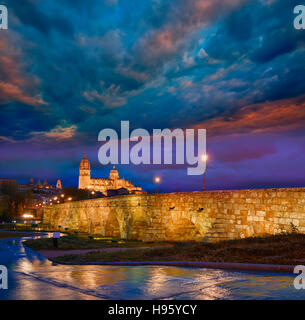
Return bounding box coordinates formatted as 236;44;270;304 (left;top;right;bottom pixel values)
53;233;305;265
0;223;53;232
0;231;35;239
23;235;171;250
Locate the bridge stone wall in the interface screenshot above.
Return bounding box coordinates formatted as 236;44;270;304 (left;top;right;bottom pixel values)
43;188;305;242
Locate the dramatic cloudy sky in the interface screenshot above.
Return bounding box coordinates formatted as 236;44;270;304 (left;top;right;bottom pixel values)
1;0;305;192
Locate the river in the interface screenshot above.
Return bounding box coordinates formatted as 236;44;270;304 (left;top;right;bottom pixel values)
0;233;303;300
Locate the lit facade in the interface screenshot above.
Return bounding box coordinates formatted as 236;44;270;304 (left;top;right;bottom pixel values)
78;154;143;194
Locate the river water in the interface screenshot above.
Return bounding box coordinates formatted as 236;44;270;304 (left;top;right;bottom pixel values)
0;234;304;300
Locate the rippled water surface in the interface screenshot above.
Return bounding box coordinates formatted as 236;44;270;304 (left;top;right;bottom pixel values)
0;234;304;300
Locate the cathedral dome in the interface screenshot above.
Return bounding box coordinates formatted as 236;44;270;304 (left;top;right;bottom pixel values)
80;153;90;170
109;165;119;180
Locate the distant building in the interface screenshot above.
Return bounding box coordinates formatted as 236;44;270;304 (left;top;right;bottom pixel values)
0;176;63;222
78;154;144;195
18;178;63;194
0;178;18;189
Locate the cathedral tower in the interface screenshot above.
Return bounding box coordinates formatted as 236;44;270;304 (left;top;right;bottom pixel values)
109;165;119;180
56;179;62;189
78;153;91;189
77;154;143;194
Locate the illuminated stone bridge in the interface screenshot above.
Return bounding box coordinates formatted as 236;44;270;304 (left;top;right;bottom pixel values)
43;188;305;242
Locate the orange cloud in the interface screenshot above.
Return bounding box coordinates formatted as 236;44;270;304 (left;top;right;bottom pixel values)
155;30;175;52
193;95;305;136
30;125;77;141
136;0;247;65
0;35;47;106
45;125;77;140
0;82;46;106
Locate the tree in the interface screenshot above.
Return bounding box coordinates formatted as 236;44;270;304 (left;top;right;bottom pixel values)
0;184;34;221
62;186;105;201
0;183;18;219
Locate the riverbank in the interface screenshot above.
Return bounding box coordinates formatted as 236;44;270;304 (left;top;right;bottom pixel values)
41;233;305;268
0;231;37;239
23;235;172;250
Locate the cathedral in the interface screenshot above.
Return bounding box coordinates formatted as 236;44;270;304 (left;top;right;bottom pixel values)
78;154;143;194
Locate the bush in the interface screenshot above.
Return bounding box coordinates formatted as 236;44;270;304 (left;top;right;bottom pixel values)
0;211;12;223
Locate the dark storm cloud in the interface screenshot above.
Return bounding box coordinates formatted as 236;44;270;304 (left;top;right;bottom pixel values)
1;0;305;191
9;0;74;36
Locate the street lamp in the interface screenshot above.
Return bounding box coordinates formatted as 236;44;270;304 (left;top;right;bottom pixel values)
201;153;208;191
154;177;161;193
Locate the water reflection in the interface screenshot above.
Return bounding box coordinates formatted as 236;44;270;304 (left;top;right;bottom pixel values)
0;234;304;300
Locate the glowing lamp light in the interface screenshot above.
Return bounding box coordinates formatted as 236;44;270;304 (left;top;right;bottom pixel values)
61;194;65;198
68;197;72;201
201;153;208;162
91;191;95;195
154;177;161;184
23;214;33;219
53;197;58;200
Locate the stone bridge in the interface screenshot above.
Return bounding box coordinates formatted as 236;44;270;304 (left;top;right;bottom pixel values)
43;188;305;242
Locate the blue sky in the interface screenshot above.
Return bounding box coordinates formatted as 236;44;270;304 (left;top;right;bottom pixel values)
1;0;305;192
